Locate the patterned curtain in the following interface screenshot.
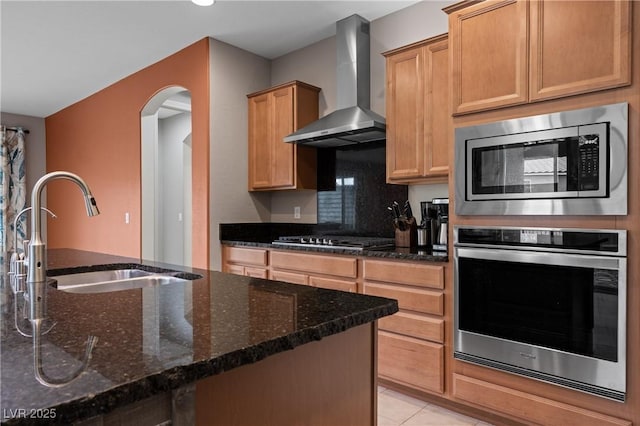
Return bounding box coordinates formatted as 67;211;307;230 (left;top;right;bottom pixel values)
0;126;27;267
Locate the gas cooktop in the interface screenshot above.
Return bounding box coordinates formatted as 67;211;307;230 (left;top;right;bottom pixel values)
272;235;395;252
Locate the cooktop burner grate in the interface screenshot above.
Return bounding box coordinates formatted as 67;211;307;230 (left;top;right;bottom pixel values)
272;235;395;251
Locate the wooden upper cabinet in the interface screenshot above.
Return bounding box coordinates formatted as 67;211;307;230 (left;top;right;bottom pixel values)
446;0;631;114
270;87;295;187
529;0;631;101
384;34;449;184
248;93;272;188
385;43;425;181
425;38;451;178
448;0;529;114
247;81;320;191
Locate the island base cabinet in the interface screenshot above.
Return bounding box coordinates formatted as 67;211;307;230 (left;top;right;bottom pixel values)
378;331;444;395
195;323;377;425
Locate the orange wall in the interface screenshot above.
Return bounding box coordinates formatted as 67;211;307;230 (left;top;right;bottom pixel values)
45;38;210;268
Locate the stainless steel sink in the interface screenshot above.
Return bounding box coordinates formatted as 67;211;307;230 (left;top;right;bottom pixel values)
50;268;198;294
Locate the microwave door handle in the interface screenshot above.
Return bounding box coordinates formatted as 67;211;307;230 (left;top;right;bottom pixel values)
456;247;624;271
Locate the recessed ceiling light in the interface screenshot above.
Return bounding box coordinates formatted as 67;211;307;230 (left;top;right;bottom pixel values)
192;0;214;6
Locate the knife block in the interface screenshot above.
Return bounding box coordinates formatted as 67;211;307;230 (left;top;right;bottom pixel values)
395;218;418;248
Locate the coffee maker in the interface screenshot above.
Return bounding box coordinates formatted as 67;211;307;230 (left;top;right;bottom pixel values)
431;198;449;252
418;198;449;252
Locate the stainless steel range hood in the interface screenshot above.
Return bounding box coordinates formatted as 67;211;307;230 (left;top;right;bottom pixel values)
284;14;385;148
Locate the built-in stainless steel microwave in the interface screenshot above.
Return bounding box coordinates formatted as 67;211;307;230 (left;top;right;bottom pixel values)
454;103;628;215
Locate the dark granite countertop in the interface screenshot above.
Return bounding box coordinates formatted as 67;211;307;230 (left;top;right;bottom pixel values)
0;249;398;425
219;222;449;262
221;240;449;263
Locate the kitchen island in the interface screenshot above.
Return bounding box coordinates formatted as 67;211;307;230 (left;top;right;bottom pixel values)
0;249;398;425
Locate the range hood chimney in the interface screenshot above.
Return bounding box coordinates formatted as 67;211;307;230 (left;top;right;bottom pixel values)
284;14;385;148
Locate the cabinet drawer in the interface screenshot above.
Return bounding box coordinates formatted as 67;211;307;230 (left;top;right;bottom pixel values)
271;251;357;278
244;267;268;279
364;282;443;316
224;264;244;276
379;331;444;394
378;311;443;343
453;374;631;426
309;276;357;293
271;270;308;285
224;247;268;267
363;260;444;289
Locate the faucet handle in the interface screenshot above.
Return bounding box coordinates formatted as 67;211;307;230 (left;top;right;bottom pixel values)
9;251;27;294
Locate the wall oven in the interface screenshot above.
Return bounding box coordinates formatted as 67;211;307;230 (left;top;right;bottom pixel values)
454;102;628;215
454;226;627;401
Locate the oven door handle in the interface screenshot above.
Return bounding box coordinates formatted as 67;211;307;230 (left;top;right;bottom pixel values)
455;247;625;271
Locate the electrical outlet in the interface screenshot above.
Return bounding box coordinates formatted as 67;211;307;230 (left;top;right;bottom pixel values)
294;206;301;219
125;212;130;224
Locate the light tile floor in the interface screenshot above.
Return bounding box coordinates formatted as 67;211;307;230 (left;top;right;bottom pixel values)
377;386;494;426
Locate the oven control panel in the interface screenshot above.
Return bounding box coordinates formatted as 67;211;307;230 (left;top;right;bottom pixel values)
456;226;623;254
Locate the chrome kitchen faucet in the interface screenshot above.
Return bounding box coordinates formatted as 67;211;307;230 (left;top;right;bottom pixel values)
9;206;57;338
25;171;100;387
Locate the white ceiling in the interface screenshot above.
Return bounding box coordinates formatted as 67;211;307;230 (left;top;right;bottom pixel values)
0;0;421;118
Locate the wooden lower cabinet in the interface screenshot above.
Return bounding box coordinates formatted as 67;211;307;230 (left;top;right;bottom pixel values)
308;276;357;293
453;374;631;426
221;246;268;278
364;281;443;316
379;331;444;394
271;251;358;279
363;259;446;395
378;311;443;343
364;258;444;289
270;250;358;291
221;244;636;424
271;269;308;285
243;266;268;279
225;263;244;276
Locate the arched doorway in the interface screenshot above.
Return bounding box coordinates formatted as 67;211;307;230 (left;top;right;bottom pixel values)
141;87;192;266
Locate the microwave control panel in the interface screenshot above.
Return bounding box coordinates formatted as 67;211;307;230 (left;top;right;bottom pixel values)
578;135;600;190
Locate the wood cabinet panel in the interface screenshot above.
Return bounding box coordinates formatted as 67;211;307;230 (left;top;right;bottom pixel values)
378;311;444;344
385;44;425;181
447;0;631;114
270;87;295;187
384;34;449;184
271;251;358;278
425;37;450;177
196;324;376;426
244;267;268;279
364;282;443;316
529;0;631;101
379;331;444;394
309;276;357;293
224;263;244;275
223;246;268;267
453;374;631;426
270;269;308;285
247;81;320;191
248;93;272;188
222;246;268;279
363;259;444;289
449;0;529;114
